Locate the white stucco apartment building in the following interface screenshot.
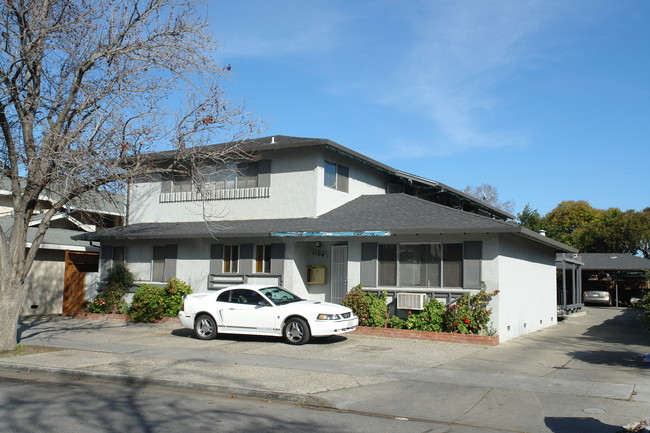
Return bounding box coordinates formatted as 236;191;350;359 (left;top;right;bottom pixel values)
79;136;576;342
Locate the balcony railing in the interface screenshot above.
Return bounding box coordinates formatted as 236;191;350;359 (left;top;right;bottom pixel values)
159;187;270;203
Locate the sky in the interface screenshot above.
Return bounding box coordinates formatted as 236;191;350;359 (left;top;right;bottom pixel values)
205;0;650;217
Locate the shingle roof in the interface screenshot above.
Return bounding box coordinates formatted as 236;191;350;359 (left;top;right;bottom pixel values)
0;177;124;215
578;253;650;271
0;217;97;250
141;135;514;220
75;194;574;252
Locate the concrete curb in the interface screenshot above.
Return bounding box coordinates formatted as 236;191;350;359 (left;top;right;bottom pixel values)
0;362;331;407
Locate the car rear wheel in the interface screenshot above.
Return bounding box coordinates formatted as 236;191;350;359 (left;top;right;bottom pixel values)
194;314;218;340
283;317;310;345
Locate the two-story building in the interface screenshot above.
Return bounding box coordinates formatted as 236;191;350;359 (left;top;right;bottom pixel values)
80;135;576;342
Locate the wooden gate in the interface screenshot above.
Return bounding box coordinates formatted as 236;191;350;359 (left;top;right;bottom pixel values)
63;251;99;315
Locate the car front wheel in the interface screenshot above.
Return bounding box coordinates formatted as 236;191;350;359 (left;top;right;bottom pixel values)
283;317;310;345
194;314;218;340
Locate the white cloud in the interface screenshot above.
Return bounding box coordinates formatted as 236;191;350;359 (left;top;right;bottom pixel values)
358;0;615;158
372;1;567;155
209;0;347;58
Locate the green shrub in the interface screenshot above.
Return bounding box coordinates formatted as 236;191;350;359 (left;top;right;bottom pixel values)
405;299;445;332
444;287;499;335
103;263;134;289
129;278;192;323
342;285;389;327
387;315;406;329
82;285;128;314
82;264;134;314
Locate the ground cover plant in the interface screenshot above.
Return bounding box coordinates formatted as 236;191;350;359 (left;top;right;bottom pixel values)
342;284;499;335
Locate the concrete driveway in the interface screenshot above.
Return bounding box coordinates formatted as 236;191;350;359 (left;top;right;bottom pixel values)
3;306;650;433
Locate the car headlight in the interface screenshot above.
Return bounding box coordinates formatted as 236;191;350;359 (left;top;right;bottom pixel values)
317;313;341;320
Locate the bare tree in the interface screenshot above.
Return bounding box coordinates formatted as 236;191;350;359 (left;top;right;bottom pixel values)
0;0;260;350
463;184;515;214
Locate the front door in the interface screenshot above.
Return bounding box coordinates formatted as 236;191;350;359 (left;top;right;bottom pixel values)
330;244;348;304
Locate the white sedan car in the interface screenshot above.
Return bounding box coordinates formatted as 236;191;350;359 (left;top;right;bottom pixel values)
178;284;358;345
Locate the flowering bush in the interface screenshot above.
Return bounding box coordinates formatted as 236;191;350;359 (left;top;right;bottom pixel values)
387;315;406;329
444;286;499;335
82;285;128;314
129;278;192;323
341;285;389;327
81;264;133;314
405;299;446;332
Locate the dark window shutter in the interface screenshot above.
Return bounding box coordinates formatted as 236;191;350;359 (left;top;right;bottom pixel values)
258;159;271;188
361;243;378;287
210;244;224;274
463;241;482;289
270;243;285;275
101;245;113;275
239;244;254;274
164;245;178;281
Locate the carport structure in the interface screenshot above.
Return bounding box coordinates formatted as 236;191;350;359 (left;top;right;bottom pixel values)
579;253;650;306
556;253;584;316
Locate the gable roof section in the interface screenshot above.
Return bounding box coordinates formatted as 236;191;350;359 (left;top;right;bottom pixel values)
0;217;98;252
578;253;650;271
0;177;124;216
141;135;514;220
76;194;574;252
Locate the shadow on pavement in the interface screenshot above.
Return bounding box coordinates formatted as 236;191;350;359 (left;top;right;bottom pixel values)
17;315;128;342
170;328;348;345
565;349;648;368
0;372;338;433
545;416;625;433
579;308;650;346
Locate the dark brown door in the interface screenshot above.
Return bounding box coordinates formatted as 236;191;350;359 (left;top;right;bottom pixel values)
63;251;99;315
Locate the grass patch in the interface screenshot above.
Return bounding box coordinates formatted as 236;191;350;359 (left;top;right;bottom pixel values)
0;345;62;358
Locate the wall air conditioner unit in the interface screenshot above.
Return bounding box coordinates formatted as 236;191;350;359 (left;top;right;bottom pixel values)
397;293;427;310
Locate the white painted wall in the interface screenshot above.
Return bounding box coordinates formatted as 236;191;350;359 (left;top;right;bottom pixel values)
22;253;65;315
315;153;387;216
128;147;390;224
128;149;321;223
493;234;558;342
176;239;212;292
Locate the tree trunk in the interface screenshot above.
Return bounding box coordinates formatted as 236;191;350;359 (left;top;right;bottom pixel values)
0;278;24;351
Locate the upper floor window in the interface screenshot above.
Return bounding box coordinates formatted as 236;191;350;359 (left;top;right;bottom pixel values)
324;161;349;192
176;162;260;192
160;160;271;203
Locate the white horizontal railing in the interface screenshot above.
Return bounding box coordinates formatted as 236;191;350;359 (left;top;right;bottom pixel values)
160;187;270;203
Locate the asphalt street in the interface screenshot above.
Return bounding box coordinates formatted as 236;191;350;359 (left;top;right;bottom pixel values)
1;306;649;433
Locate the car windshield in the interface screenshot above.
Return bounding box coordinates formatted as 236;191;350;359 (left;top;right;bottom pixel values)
260;287;302;305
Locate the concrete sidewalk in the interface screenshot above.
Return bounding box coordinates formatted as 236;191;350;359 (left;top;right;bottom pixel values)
2;307;649;433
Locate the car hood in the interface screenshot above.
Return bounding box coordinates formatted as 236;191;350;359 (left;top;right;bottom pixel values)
279;300;353;315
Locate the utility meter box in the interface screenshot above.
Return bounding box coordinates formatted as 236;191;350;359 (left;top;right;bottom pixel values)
307;265;327;285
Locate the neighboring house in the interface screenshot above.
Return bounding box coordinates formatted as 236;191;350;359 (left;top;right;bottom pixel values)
0;179;124;315
579;253;650;305
78;135;576;342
